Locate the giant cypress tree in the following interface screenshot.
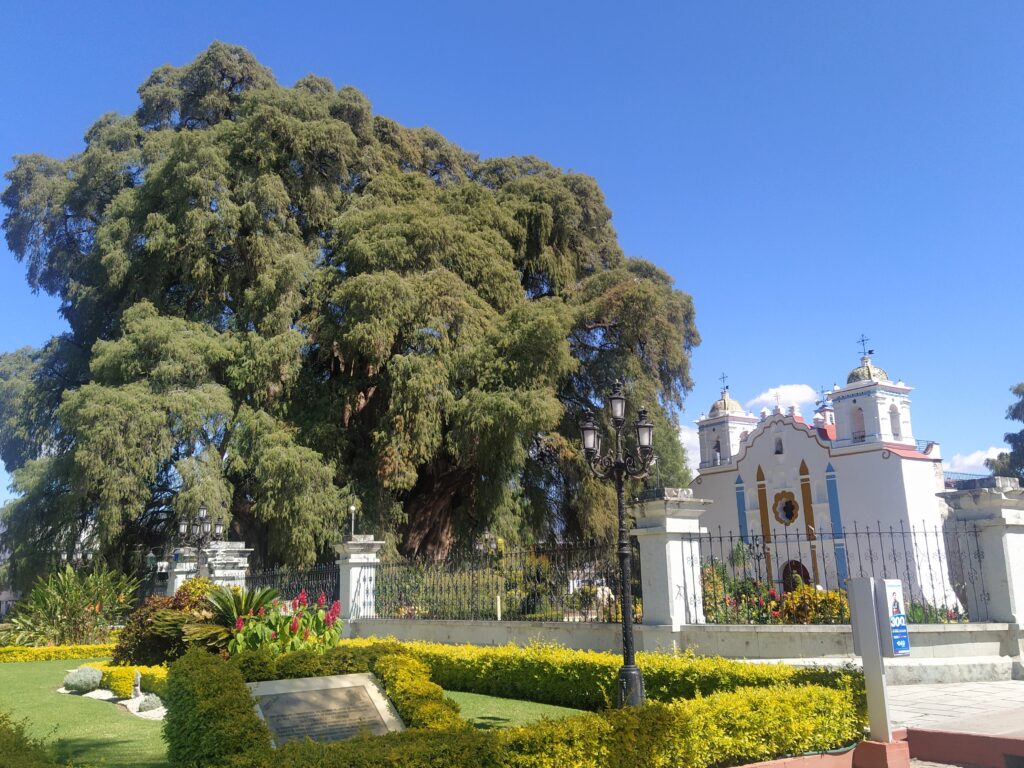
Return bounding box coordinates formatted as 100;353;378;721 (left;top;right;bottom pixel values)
0;43;699;585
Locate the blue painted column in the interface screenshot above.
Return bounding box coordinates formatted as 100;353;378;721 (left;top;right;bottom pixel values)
825;463;849;586
734;476;749;542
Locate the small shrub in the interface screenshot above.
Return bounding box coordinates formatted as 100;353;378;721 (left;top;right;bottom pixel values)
273;648;330;680
228;648;278;682
63;665;103;693
0;643;115;663
112;595;190;666
781;585;850;625
137;692;164;712
164;648;271;768
0;710;58;768
172;577;215;610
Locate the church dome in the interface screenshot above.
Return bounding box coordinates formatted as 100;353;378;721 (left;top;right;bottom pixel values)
847;356;889;384
709;389;744;415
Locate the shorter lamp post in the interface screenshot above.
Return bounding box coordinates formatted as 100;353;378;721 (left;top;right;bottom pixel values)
580;380;655;708
177;503;224;577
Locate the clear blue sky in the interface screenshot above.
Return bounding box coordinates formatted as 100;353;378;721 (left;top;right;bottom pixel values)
1;2;1021;502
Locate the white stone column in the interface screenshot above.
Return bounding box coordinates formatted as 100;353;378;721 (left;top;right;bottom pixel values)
941;477;1024;624
629;488;711;629
167;547;199;595
204;541;253;589
334;535;384;622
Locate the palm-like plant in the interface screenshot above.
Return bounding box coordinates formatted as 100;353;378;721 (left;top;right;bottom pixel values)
182;585;280;649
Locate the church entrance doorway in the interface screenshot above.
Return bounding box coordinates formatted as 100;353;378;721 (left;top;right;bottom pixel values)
781;560;811;592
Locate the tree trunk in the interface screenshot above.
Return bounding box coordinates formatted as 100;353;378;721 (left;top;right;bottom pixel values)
399;456;474;561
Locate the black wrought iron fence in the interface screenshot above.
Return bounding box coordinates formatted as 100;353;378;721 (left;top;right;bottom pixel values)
691;520;988;625
245;562;340;604
356;540;642;623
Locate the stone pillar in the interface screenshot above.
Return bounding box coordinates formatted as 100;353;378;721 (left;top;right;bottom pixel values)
941;476;1024;624
629;488;711;629
334;535;384;622
167;547;199;595
204;541;253;589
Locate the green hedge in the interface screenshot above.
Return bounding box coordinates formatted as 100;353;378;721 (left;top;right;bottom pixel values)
164;648;272;768
169;644;865;768
220;685;862;768
231;638;863;712
373;654;464;731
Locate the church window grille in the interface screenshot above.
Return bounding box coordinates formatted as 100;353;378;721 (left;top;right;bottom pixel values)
852;407;866;443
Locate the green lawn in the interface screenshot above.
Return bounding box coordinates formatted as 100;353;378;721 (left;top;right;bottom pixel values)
0;658;168;768
445;690;582;730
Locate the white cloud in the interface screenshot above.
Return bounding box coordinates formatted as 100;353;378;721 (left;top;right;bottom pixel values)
745;384;818;412
943;447;1003;475
679;424;701;467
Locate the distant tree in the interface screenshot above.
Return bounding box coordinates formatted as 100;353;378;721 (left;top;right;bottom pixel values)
985;383;1024;481
0;43;699;586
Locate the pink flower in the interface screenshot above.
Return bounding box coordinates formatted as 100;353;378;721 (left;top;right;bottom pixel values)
270;631;277;640
234;616;245;631
326;615;335;628
303;628;310;640
290;616;300;633
318;592;326;607
291;598;299;611
298;589;309;607
258;606;265;617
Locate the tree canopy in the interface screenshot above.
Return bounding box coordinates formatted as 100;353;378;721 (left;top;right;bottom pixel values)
0;43;699;586
985;383;1024;482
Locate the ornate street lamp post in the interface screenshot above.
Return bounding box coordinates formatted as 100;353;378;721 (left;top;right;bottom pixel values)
177;503;224;577
580;380;654;708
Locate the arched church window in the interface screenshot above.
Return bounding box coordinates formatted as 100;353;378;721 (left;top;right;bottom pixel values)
774;438;784;455
852;407;866;443
782;560;812;592
889;405;901;439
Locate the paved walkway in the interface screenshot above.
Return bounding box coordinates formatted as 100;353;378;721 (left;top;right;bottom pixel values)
888;681;1024;736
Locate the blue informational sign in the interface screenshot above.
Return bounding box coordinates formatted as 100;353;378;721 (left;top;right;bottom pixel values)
879;579;911;657
889;613;910;655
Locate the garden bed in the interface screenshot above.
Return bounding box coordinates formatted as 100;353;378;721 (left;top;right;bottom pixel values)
162;639;867;768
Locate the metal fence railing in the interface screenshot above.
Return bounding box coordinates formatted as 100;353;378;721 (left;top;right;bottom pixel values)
354;540;642;623
245;562;340;604
691;520;988;625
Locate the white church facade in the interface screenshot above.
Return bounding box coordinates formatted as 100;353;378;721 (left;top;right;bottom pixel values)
689;354;960;609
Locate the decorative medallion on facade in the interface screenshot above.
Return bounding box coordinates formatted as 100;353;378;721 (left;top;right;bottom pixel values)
772;490;799;525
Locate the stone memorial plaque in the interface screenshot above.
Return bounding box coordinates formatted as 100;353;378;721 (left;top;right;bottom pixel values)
248;673;404;746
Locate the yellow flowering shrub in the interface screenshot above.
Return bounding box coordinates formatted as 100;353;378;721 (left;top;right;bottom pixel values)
781;585;851;625
82;661;168;698
0;644;115;663
325;638;860;711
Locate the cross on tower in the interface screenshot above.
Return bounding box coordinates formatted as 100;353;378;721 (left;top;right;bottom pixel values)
857;334;871;356
718;372;728;389
818;385;830;404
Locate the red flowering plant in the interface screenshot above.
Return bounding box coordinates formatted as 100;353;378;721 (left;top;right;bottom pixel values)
229;588;343;655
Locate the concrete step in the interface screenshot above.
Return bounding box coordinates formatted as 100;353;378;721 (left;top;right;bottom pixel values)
739;655;1020;684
